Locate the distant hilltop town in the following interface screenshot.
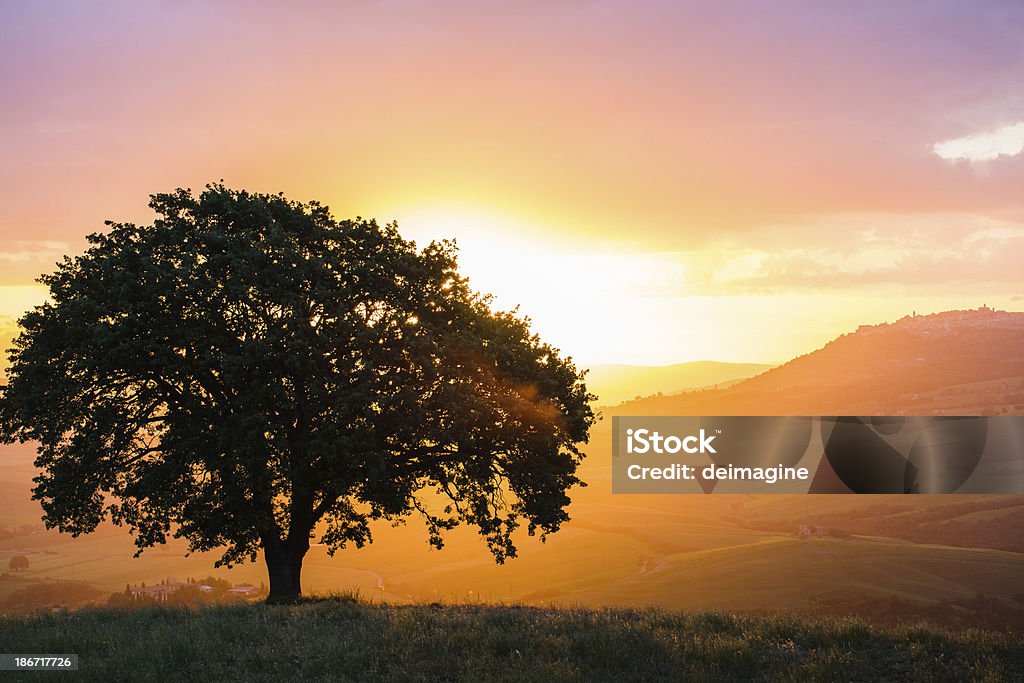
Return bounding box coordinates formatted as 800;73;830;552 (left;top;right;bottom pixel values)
854;306;1024;337
616;305;1024;417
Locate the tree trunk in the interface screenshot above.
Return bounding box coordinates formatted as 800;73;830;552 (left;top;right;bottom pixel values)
263;538;307;602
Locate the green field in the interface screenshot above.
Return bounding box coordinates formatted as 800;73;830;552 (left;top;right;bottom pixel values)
1;600;1022;682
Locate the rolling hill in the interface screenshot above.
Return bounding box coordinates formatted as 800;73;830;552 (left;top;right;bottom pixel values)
584;361;773;406
3;307;1024;630
611;307;1024;416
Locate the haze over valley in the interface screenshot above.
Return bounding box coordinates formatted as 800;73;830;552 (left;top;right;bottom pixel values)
3;308;1023;629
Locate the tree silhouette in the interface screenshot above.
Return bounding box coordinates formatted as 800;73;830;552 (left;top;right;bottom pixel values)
9;555;29;571
0;185;595;600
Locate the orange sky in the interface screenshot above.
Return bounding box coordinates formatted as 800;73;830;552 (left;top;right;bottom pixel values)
2;2;1023;365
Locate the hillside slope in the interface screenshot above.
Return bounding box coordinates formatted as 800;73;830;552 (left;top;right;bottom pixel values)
610;308;1024;416
3;308;1024;624
585;361;773;406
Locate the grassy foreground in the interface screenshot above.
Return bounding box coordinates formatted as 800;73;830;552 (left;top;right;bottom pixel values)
1;599;1022;682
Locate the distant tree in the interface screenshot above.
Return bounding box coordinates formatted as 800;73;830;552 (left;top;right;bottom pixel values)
201;576;231;592
167;584;202;606
107;591;133;607
9;555;29;571
0;185;595;601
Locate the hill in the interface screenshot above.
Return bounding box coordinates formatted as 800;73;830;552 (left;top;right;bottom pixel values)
584;361;773;406
1;600;1021;681
3;308;1024;628
612;307;1024;416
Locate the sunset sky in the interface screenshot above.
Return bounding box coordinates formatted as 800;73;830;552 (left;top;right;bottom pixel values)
2;1;1023;366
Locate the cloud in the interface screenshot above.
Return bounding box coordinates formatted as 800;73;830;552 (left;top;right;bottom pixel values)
682;214;1024;293
933;121;1024;162
0;240;68;263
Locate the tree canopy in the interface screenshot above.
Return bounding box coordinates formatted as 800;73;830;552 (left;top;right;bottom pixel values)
0;185;595;599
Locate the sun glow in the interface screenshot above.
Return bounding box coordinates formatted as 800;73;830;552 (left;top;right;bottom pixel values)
0;285;47;325
394;208;691;365
0;285;49;371
387;208;1022;367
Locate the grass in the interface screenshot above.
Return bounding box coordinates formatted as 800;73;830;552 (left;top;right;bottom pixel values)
1;598;1022;681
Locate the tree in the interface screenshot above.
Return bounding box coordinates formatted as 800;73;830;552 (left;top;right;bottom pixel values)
0;184;595;601
9;555;29;571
